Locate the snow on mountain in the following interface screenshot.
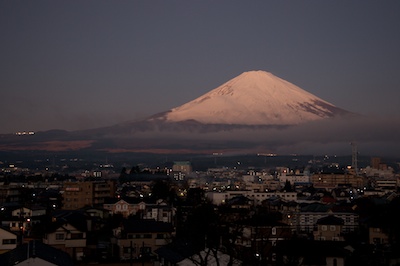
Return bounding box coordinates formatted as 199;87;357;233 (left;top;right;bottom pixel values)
151;70;349;126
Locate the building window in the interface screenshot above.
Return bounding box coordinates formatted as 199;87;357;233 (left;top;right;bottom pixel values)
56;233;65;240
2;239;16;245
123;247;135;254
71;233;83;239
330;225;336;231
271;227;277;235
322;225;327;231
373;237;382;244
140;247;152;254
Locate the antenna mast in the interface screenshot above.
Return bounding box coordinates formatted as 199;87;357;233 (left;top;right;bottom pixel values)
351;142;358;175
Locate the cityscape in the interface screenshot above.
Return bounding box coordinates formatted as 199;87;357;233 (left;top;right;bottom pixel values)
0;151;400;265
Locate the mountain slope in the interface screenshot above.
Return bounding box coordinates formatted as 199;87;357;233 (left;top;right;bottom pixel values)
150;70;349;126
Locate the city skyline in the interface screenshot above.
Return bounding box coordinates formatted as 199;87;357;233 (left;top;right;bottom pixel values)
1;1;400;135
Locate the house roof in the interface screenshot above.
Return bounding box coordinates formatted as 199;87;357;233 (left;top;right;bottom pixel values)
226;195;253;206
300;202;332;212
122;219;174;233
0;240;74;266
316;215;345;225
155;239;198;263
47;210;88;233
0;226;17;236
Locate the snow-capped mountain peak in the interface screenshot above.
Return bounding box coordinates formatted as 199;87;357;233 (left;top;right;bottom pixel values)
152;70;349;126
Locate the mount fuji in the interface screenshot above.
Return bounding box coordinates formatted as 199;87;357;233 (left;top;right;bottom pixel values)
147;70;350;127
0;70;356;153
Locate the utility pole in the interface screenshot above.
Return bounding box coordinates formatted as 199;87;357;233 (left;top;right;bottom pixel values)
130;241;133;266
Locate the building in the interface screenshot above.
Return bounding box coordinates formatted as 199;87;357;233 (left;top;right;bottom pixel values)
11;206;46;218
311;172;364;189
206;191;297;205
103;198;146;218
369;226;390;245
112;219;175;261
371;157;389;171
235;215;292;264
43;211;88;260
296;211;358;234
0;227;17;254
62;180;116;209
278;173;310;186
142;200;176;224
313;215;345;241
172;161;192;174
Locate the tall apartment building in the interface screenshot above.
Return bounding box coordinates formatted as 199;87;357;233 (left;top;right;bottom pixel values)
62;180;116;210
311;172;364;189
172;161;192;174
371;157;381;169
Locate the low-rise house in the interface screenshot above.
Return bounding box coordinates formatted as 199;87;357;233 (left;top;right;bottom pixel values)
369;226;390;245
103;197;145;218
332;188;351;202
1;217;30;233
11;205;46;218
366;216;391;245
313;215;345;241
295;203;359;234
142;201;176;224
0;227;17;254
112;218;175;261
235;215;292;264
225;195;254;209
81;206;109;220
43;211;88;261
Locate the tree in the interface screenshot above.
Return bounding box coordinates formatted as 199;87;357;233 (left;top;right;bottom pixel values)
151;179;171;201
129;165;141;174
283;180;293;192
186;188;205;206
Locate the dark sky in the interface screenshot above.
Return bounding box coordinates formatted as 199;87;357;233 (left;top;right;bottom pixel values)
1;1;400;134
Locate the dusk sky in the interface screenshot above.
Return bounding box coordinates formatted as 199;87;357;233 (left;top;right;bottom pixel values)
1;1;400;134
